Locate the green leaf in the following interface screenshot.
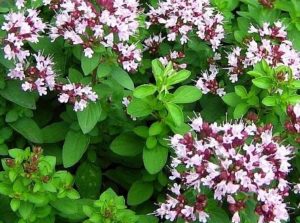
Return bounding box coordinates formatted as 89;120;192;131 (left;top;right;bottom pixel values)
146;136;157;149
167;70;191;85
138;215;158;223
77;102;102;134
233;103;249;118
152;59;164;83
0;144;8;156
42;122;69;143
9;118;43;143
262;96;278;106
143;145;168;174
51;198;93;221
240;200;259;223
127;181;153;206
127;98;153;117
200;95;226;122
10;199;20;212
133;84;157;98
97;63;112;78
171;86;202;103
19;202;34;220
31;0;45;9
69;68;83;83
247;71;264;78
291;80;300;89
234;85;248;98
63;131;90;168
206;199;230;223
133;126;149;138
287;95;300;104
110;132;144;157
222;92;243;107
166;103;184;126
0;183;11;196
252;77;273;89
111;66;134;90
148;122;163;136
81;53;100;76
8;148;24;158
0;80;36;109
75;162;102;199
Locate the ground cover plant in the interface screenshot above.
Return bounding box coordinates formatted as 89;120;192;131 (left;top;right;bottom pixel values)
0;0;300;222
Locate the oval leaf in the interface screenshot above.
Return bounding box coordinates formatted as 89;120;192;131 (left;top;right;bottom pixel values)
81;53;100;76
233;103;249;119
143;145;168;174
166;103;184;126
252;77;273;89
42;122;69;143
133;84;157;98
77;102;102;134
127;98;153;118
75;162;102;199
171;86;202;103
111;66;134;90
9;118;43;143
63;131;90;168
167;70;191;85
127;181;153;206
0;80;36;109
110;132;144;157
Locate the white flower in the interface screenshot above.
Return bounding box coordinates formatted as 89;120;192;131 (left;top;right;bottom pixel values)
293;103;300;118
84;48;94;58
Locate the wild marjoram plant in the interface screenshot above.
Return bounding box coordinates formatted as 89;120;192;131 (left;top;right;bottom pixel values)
0;147;80;223
121;60;202;175
2;0;300;223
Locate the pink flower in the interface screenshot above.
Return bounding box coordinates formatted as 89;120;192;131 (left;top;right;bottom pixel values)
158;51;186;70
196;65;225;96
57;83;98;111
285;103;300;139
50;0;141;70
115;43;142;72
148;0;224;50
2;9;46;62
158;116;293;223
227;21;300;82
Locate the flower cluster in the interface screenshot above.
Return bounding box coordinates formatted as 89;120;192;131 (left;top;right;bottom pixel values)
114;43;142;72
147;0;224;50
157;116;293;223
195;53;225;96
285;103;300;136
196;66;225;96
159;51;187;70
50;0;141;71
9;53;56;96
2;4;98;111
144;34;165;54
2;9;46;62
227;21;300;82
57;83;98;112
156;187;209;222
16;0;50;9
49;0;98;57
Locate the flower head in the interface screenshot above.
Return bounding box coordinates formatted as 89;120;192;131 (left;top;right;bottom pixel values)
157;116;293;223
147;0;224;50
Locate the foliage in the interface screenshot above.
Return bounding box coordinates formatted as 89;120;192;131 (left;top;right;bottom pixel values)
0;0;300;223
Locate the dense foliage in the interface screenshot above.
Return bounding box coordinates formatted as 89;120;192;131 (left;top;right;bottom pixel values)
0;0;300;223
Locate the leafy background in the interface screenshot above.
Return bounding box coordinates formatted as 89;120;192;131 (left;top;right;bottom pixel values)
0;0;300;223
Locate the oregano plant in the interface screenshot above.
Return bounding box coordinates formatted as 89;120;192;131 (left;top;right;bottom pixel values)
0;0;300;223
